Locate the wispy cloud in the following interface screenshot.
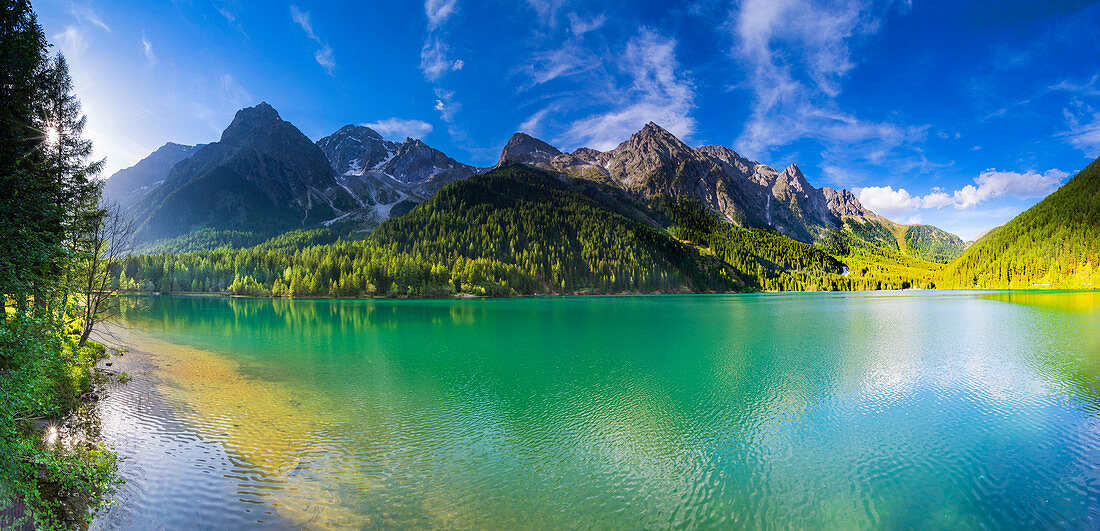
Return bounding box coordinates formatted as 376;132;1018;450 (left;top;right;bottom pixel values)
141;35;156;66
54;26;88;57
434;88;459;122
216;4;247;36
69;2;110;32
568;12;607;36
290;5;335;75
558;29;696;150
425;0;458;31
420;0;467;143
363;118;434;140
526;0;568;27
1053;74;1100;157
419;1;464;81
728;0;922;171
420;37;453;81
519;40;592;88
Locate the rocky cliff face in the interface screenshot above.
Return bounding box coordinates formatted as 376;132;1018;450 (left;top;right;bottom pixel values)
497;133;562;166
313;128;479;220
317;125;399;175
495;122;877;243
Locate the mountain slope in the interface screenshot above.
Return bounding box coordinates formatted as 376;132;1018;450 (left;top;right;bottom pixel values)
315;126;478;220
494;124;961;261
101;142;200;209
903;225;966;263
130;103;360;243
370;165;737;293
944;156;1100;288
371;165;866;292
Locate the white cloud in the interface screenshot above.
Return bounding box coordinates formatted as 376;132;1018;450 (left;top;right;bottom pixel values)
434;88;458;122
1063;110;1100;155
425;0;458;31
857;186;922;219
519;108;552;134
290;6;335;75
451;59;464;71
728;0;921;167
921;191;954;209
314;45;335;73
1053;74;1100;155
520;41;591;88
420;37;451;81
363;118;434;140
217;6;237;24
857;168;1068;220
526;0;567;26
70;3;110;32
54;26;87;57
290;5;316;39
952;169;1067;208
141;35;156;65
568;12;607;36
559;29;696;150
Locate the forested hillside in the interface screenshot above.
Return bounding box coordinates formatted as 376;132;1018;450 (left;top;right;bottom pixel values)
116;165;945;296
903;225;967;263
943;156;1100;289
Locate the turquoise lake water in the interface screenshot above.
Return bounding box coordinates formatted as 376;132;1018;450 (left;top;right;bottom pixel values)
92;291;1100;528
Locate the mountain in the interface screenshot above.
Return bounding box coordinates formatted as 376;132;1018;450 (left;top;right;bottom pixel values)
316;125;400;175
902;225;966;263
129;103;361;243
101;142;201;209
494;123;960;261
117;105;963;287
315;126;478;220
370;165;738;293
120;164;918;297
944;156;1100;289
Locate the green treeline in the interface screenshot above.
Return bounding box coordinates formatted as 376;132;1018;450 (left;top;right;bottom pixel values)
1;1;120;527
903;225;966;263
942;156;1100;289
116;166;949;298
121;168;738;297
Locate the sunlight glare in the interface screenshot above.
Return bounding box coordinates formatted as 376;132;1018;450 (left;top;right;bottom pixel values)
45;126;59;146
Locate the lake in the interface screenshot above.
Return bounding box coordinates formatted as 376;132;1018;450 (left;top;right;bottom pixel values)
91;292;1100;528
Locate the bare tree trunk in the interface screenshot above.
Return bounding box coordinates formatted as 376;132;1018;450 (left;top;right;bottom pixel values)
75;202;134;349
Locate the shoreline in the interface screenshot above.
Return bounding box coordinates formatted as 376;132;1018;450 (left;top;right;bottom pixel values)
114;286;1099;303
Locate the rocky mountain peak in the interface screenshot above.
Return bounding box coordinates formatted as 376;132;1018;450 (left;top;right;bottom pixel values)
221;102;285;144
822;187;867;218
632;122;682;145
613;122;692;161
317;124;398;175
497;132;562;167
380;137;474;184
778;164;811;193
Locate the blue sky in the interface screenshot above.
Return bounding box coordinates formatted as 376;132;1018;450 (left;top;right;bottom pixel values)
34;0;1100;240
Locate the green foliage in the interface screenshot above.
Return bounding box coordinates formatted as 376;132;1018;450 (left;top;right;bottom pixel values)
943;156;1100;289
1;315;120;529
903;224;966;263
115;167;966;297
137;228;270;254
658;199;846;291
372;166;734;294
1;1;120;524
819;222;944;290
117;167;738;297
